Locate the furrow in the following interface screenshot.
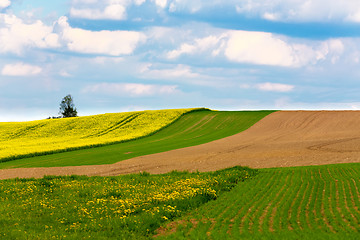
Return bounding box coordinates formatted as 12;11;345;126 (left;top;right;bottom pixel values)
326;168;346;232
224;173;267;237
296;170;310;230
337;168;360;231
269;171;295;232
334;179;356;231
190;173;268;239
249;173;289;233
318;168;336;233
349;180;360;215
304;170;315;230
206;196;240;239
287;169;305;231
347;180;360;214
229;172;277;237
341;180;360;230
239;171;279;234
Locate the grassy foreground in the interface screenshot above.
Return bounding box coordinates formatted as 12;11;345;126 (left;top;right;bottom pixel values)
0;167;256;239
158;163;360;239
0;108;200;163
0;110;274;169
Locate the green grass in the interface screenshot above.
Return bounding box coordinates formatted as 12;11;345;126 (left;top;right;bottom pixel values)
0;110;274;169
158;163;360;239
0;166;256;240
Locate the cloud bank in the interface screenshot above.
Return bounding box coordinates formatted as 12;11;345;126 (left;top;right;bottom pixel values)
235;0;360;23
0;14;145;56
165;29;347;67
82;83;178;97
2;63;42;76
57;16;146;56
0;0;10;9
0;14;60;54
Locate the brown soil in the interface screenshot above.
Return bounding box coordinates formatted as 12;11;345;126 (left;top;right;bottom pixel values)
1;111;360;180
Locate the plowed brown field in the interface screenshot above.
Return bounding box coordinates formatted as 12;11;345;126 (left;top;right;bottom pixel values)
1;111;360;179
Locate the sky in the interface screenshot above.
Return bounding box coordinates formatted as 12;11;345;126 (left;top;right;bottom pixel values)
1;0;360;121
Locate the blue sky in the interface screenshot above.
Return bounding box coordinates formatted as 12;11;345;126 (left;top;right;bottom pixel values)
1;0;360;121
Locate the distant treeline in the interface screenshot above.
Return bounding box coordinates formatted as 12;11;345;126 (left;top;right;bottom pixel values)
46;116;62;119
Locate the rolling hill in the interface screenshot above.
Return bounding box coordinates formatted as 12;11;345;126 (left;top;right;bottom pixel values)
0;110;273;170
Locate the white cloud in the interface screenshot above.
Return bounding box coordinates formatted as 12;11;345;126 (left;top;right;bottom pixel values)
167;34;227;59
167;43;196;59
159;25;348;68
66;0;360;23
168;0;206;13
59;70;72;77
262;12;279;21
256;82;294;92
140;64;200;79
0;0;10;9
0;14;60;54
347;10;360;22
57;16;145;56
139;63;225;87
225;31;296;67
163;27;348;68
82;83;178;96
91;56;124;64
154;0;167;8
70;0;150;20
70;4;127;20
235;0;360;23
225;30;345;67
316;39;345;64
0;13;145;56
328;39;345;54
134;0;146;5
72;0;98;3
2;63;42;76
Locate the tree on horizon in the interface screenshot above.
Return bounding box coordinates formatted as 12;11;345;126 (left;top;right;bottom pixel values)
59;94;78;118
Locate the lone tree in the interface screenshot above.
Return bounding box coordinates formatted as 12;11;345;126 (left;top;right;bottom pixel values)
59;94;78;118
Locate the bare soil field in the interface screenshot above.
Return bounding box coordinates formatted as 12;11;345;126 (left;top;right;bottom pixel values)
2;111;360;179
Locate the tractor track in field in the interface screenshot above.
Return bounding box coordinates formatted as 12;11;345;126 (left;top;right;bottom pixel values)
2;111;360;179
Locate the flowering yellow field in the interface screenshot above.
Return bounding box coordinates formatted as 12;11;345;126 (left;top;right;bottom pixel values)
0;108;200;162
0;166;254;238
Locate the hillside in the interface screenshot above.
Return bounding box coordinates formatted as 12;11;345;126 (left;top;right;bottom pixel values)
3;110;360;178
115;110;360;173
0;110;273;172
1;110;360;239
0;108;200;163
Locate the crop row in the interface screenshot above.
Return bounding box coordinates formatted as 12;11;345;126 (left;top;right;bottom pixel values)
159;164;360;239
0;108;203;162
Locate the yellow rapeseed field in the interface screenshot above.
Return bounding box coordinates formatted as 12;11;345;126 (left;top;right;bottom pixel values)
0;108;199;161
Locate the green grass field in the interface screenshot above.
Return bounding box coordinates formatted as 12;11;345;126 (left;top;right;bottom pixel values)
0;110;274;169
158;163;360;239
0;167;256;240
2;163;359;239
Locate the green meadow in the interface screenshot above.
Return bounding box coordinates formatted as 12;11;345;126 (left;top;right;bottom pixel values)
0;167;255;240
2;163;359;239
